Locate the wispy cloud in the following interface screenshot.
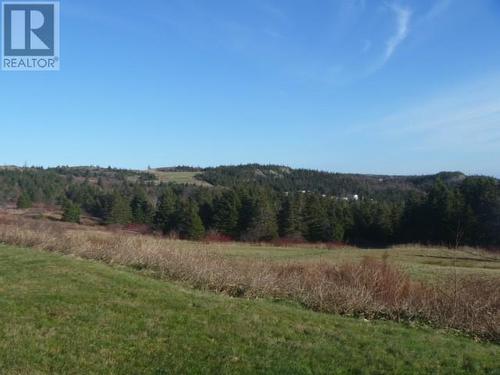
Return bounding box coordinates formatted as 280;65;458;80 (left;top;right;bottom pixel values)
383;4;412;63
353;74;500;153
342;73;500;176
366;3;412;74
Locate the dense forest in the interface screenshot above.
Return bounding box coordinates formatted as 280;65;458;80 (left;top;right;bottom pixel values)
0;165;499;248
198;165;468;201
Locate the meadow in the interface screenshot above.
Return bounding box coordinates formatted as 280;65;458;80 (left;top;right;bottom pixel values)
206;242;500;281
0;213;499;373
0;244;499;374
0;214;498;334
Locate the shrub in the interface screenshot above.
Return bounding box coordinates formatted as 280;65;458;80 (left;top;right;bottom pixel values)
16;192;32;209
62;201;81;223
0;216;497;341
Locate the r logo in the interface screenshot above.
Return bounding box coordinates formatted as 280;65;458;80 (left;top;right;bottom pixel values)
4;3;54;56
2;1;59;70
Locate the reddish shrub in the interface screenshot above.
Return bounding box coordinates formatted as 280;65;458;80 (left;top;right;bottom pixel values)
125;224;153;235
204;231;234;243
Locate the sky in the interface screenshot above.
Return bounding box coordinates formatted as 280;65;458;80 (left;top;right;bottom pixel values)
1;0;500;176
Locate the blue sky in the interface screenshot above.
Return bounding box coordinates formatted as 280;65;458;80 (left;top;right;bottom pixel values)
1;0;500;176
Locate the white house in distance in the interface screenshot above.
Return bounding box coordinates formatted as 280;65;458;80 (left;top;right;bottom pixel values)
341;194;360;202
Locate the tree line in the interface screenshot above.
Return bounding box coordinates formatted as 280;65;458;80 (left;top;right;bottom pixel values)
1;168;499;248
58;176;500;248
199;164;468;201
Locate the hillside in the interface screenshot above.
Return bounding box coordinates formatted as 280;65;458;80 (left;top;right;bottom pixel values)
1;244;498;374
1;164;498;248
0;164;474;201
194;164;468;201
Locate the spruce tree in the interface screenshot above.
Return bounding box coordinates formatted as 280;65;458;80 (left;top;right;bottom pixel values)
16;192;32;209
302;195;330;242
242;192;278;242
371;203;395;245
62;200;81;223
107;193;132;225
425;179;458;245
460;177;500;246
176;200;205;240
237;191;254;236
417;179;473;247
212;191;240;237
154;188;178;233
326;201;346;242
130;188;153;224
400;192;426;243
278;196;302;239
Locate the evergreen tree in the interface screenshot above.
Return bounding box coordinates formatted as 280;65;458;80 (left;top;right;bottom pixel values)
130;188;153;224
349;201;374;245
414;179;471;247
154;188;177;233
212;191;240;237
241;192;278;242
176;200;205;240
302;195;330;242
16;192;32;209
371;203;396;245
94;193;114;220
62;200;81;223
326;201;347;242
460;177;500;246
107;193;132;225
237;191;254;236
425;179;458;245
278;196;302;239
400;192;427;243
198;202;214;231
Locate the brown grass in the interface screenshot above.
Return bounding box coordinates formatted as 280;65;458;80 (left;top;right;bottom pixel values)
0;215;498;341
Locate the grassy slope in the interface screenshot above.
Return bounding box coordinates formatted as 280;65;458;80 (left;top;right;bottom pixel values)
150;170;212;187
0;245;498;374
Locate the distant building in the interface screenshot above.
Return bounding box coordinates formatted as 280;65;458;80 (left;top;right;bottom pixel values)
339;194;360;202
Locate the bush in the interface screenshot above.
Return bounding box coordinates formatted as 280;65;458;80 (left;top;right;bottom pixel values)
62;201;81;223
17;192;32;209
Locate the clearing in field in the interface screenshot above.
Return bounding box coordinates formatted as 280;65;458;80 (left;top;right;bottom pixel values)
149;169;212;186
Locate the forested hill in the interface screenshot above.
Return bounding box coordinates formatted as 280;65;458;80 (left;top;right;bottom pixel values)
195;164;468;200
1;164;498;248
0;164;482;204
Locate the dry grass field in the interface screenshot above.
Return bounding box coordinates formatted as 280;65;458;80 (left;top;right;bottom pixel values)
207;242;500;281
0;213;498;342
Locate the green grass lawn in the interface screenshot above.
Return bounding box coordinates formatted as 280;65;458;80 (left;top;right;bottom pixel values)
0;245;498;374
